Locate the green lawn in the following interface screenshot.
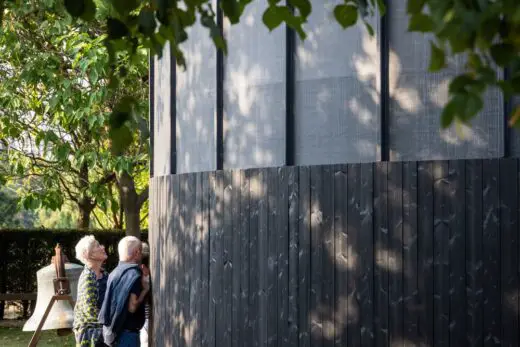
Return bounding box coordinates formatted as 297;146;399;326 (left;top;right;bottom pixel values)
0;326;75;347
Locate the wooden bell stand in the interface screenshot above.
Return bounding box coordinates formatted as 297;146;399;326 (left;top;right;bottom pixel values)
28;244;76;347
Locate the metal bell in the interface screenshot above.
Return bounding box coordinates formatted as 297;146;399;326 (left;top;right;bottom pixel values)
22;262;83;332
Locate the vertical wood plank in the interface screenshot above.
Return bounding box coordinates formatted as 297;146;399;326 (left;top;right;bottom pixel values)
214;171;226;347
240;170;250;347
277;167;290;346
259;169;269;346
186;173;197;347
171;174;181;347
482;159;501;346
322;165;335;347
249;169;260;347
310;166;324;347
193;173;203;347
201;173;211;347
433;161;449;347
148;179;156;345
418;161;434;346
465;160;483;347
182;174;194;346
158;177;166;347
448;160;466;346
388;161;403;347
154;178;165;347
359;163;374;347
403;162;418;347
298;166;311;347
500;158;519;347
288;167;299;347
179;174;189;347
222;171;233;347
346;164;360;346
334;164;348;347
232;170;242;347
208;172;218;347
267;167;278;347
374;162;389;347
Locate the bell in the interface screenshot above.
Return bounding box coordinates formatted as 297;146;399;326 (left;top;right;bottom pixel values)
22;262;83;332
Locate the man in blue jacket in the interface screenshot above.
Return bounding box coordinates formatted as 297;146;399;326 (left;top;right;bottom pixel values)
99;236;150;347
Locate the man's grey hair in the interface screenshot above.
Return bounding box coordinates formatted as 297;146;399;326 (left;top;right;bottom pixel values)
118;236;142;262
75;235;97;265
141;242;149;259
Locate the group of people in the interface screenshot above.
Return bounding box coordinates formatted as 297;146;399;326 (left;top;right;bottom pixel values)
72;235;151;347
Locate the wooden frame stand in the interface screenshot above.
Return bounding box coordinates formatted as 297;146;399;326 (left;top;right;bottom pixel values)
27;294;75;347
27;244;74;347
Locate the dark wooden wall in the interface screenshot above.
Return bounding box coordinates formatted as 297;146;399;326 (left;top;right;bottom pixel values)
149;158;520;347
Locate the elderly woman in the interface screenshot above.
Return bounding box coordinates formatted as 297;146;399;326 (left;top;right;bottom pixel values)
73;235;109;347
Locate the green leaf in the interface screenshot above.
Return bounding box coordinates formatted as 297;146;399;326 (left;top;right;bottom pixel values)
56;144;70;161
490;43;516;67
467;53;482;71
448;74;474;94
109;125;133;155
498;80;514;98
428;41;446;72
90;69;99;84
376;0;386;15
107;18;129;40
138;9;156;36
80;0;96;21
440;98;459;128
406;0;425;14
110;0;139;16
64;0;85;18
221;0;241;24
408;13;434;32
464;92;484;120
334;4;358;29
364;21;375;36
288;0;312;18
263;6;286;31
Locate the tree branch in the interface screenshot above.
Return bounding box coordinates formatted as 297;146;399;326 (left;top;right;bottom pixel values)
137;185;149;208
139;212;149;224
58;175;79;204
92;210;106;229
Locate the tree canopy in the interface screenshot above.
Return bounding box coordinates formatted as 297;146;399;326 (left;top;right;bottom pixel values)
0;0;149;233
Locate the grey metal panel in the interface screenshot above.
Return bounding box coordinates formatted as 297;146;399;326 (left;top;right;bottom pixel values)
388;1;503;161
223;0;286;169
153;42;173;176
176;18;217;174
294;0;380;165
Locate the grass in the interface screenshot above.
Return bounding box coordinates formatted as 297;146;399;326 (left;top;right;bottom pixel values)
0;326;75;347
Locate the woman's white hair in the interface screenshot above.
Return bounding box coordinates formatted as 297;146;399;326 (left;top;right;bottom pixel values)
118;236;142;261
75;235;98;265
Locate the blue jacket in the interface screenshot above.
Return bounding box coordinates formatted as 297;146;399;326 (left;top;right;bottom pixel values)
98;262;141;346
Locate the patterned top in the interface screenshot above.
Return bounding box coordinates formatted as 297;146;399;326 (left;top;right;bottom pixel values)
73;266;108;347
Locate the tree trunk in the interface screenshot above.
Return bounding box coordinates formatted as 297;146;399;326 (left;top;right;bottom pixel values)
77;163;94;229
125;205;141;238
77;206;91;229
118;172;148;237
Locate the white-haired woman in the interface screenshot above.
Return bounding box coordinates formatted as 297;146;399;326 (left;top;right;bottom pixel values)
73;235;109;347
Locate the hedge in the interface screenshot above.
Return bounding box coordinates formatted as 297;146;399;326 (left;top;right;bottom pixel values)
0;229;149;298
